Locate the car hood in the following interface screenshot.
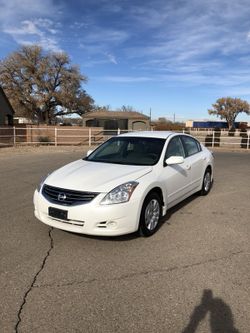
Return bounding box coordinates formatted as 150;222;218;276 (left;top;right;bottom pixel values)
45;159;152;193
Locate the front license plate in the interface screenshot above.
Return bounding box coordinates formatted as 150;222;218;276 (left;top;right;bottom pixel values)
49;207;68;220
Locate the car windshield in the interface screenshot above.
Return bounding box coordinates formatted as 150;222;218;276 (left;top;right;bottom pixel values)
85;136;165;166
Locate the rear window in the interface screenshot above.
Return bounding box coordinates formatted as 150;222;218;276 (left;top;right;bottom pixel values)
181;136;201;157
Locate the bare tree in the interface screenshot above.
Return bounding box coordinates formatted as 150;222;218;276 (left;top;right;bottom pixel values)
0;45;94;124
208;97;250;130
117;105;137;112
92;105;111;112
153;117;184;131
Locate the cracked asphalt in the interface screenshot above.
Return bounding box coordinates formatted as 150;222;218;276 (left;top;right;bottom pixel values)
0;148;249;333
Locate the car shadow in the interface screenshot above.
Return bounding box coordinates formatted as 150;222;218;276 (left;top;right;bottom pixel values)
161;179;214;228
66;188;212;241
66;229;139;242
160;192;199;227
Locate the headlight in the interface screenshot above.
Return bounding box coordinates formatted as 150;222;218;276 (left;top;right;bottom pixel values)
100;181;139;205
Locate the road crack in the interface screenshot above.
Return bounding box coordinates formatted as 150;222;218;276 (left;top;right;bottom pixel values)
15;227;54;333
35;250;244;290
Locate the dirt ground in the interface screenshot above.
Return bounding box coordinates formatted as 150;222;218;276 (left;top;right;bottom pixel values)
0;145;88;157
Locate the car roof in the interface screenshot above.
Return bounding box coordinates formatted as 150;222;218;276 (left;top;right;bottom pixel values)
119;131;175;139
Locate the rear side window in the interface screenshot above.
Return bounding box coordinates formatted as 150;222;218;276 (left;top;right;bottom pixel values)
181;136;201;157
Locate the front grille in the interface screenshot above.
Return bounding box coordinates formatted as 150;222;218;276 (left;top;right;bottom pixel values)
42;184;99;206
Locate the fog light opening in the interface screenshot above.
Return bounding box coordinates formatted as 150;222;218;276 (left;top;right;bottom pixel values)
107;221;117;229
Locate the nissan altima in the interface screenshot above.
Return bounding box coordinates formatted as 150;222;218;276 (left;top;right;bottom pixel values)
34;131;214;237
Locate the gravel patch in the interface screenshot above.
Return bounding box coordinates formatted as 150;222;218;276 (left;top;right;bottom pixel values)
0;145;90;157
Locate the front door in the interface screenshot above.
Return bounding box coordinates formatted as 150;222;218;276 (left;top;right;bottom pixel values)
161;136;192;206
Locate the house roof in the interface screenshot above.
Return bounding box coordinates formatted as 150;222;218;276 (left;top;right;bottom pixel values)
0;87;15;115
83;111;149;120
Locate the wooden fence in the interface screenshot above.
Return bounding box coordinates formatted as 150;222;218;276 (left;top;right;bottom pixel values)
0;126;250;149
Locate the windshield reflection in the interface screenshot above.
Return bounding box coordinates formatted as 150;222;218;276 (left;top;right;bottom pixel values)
85;137;165;166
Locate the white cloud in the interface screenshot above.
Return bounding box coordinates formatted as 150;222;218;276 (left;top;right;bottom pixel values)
97;76;153;83
0;0;59;24
114;0;250;88
81;59;112;68
70;21;89;30
83;28;129;44
2;0;250;90
223;87;250;96
0;0;62;52
78;27;128;64
3;19;62;52
104;52;117;64
4;21;40;36
96;66;250;87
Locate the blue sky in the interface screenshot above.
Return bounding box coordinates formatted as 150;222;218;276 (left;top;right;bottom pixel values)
1;0;250;122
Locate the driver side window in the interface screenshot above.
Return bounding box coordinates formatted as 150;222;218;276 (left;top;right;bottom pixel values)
165;136;185;159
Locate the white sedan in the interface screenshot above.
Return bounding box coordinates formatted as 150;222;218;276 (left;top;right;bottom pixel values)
34;131;214;237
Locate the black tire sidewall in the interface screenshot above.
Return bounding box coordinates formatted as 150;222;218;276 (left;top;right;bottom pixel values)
139;193;161;237
201;169;212;195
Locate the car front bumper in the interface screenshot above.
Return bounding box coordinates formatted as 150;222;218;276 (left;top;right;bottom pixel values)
33;189;141;236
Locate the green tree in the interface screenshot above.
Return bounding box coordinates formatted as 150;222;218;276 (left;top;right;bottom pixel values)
0;45;94;124
208;97;250;130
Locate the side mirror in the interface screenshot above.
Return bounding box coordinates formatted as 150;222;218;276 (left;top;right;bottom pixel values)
165;156;184;165
86;149;93;157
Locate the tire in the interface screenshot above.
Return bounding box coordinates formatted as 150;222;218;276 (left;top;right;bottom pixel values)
139;193;162;237
200;168;212;195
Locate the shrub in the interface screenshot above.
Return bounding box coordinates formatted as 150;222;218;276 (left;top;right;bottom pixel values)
38;136;51;145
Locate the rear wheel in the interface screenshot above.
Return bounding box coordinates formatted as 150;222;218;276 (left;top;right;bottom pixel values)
200;169;212;195
139;193;161;237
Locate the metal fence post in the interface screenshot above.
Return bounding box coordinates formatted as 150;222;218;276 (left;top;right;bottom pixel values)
247;132;250;150
89;128;91;147
212;130;215;148
13;126;16;146
117;128;120;135
55;127;57;146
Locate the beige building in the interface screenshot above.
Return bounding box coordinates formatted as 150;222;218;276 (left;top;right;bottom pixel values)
82;111;150;131
0;87;14;125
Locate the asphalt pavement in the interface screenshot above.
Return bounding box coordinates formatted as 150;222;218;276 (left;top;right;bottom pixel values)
0;148;249;333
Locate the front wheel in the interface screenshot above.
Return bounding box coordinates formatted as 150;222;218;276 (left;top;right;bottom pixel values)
200;169;212;195
139;193;161;237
